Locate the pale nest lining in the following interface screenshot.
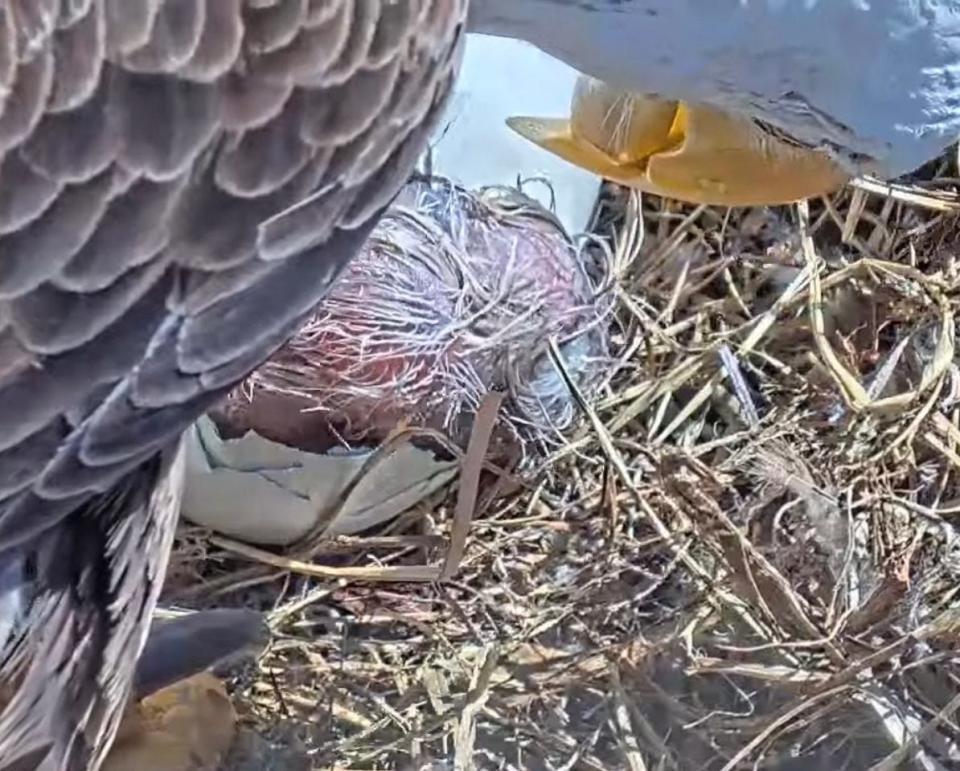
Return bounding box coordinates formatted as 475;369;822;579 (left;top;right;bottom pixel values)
227;174;614;461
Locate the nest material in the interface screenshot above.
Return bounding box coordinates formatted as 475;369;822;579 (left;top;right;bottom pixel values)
169;153;960;771
214;174;613;463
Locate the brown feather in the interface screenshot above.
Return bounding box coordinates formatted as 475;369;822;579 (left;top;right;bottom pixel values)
300;56;400;145
8;0;58;64
112;71;220;179
367;0;414;66
121;0;204;74
57;0;97;29
0;152;63;235
0;2;468;769
9;256;170;355
218;71;293;130
0;47;54;154
103;0;161;56
305;0;344;27
57;175;185;292
21;81;117;183
47;0;104;113
0;167;117;299
0;9;18;102
244;0;308;55
320;0;378;86
0;421;67;499
248;1;351;85
177;0;243;82
0;274;168;456
215;97;313;198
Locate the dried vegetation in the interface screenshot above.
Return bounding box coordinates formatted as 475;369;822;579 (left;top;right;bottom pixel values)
167;148;960;770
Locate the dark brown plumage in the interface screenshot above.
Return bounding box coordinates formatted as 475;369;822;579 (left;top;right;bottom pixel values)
0;2;466;769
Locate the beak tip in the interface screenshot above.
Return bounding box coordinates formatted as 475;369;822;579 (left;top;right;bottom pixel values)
505;115;538;137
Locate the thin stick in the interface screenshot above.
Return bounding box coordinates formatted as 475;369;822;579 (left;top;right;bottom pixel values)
441;392;504;580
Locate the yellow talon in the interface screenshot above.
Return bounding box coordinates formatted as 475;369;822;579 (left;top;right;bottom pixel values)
102;673;237;771
508;76;850;206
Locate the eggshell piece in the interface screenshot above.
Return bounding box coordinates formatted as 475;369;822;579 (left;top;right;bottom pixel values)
181;416;458;545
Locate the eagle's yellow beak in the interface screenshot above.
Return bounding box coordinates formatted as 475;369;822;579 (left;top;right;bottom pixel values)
507;77;849;206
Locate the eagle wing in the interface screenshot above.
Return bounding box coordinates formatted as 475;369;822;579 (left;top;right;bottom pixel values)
0;1;465;768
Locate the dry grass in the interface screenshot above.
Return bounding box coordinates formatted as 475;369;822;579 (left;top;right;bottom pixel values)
165;148;960;770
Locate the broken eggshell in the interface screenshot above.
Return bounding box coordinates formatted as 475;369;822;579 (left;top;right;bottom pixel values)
181;175;611;545
183;416;458;545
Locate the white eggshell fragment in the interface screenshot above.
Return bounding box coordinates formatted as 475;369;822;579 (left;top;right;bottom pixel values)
181;417;457;545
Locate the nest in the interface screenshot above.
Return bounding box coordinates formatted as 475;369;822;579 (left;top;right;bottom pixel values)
167;150;960;770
